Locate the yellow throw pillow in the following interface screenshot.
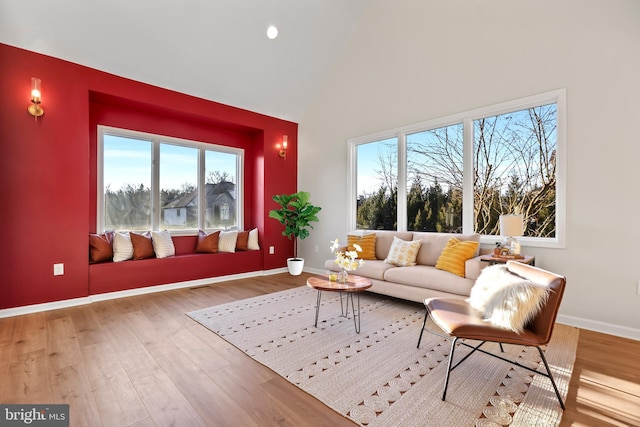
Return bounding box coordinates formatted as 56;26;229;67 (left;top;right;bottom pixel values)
384;237;422;266
347;234;377;260
435;238;480;277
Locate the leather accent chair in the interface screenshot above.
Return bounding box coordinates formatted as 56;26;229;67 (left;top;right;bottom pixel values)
417;260;567;409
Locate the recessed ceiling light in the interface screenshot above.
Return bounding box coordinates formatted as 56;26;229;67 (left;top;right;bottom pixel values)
267;25;278;40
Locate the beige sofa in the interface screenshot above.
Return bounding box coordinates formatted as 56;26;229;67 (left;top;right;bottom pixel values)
324;230;487;303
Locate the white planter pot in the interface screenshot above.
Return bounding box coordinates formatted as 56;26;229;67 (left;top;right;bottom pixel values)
287;258;305;276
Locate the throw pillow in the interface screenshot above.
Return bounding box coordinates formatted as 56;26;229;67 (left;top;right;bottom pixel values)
468;264;549;333
435;238;480;277
236;230;250;251
195;230;220;253
130;232;154;260
89;231;114;263
151;230;175;258
112;232;134;262
347;233;377;260
218;230;238;253
247;228;260;250
384;237;422;266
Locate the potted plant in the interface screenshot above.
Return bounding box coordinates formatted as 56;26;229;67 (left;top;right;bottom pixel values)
269;191;321;275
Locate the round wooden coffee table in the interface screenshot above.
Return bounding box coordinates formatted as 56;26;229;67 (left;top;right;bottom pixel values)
306;274;372;333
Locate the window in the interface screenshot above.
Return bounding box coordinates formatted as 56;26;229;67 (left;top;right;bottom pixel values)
473;104;558;238
100;135;152;231
348;89;566;248
98;126;243;233
407;124;463;233
355;137;398;230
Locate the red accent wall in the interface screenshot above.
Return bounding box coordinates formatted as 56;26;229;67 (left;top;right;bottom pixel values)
0;43;298;310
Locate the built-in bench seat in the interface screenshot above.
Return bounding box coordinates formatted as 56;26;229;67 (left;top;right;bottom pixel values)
89;234;264;295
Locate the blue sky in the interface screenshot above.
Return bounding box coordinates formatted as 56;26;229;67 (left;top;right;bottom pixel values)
356;137;397;195
103;134;236;191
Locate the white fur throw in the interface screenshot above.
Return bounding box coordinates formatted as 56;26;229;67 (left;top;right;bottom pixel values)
468;264;549;333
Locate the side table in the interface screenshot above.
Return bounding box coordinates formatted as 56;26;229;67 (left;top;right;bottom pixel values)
480;254;535;266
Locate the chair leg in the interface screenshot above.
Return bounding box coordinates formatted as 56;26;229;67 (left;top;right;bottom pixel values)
536;346;566;410
417;307;429;348
442;337;459;401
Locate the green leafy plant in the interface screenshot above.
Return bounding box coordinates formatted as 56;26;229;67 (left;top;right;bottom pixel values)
269;191;321;260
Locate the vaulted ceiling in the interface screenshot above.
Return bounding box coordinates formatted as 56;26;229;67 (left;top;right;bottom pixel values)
0;0;370;122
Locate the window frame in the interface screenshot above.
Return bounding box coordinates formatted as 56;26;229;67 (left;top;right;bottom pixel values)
348;89;566;248
97;125;244;235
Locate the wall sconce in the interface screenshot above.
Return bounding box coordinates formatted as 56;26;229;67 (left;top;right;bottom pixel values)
278;135;288;159
28;77;44;120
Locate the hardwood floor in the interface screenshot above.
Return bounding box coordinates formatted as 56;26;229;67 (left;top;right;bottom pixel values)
1;272;638;426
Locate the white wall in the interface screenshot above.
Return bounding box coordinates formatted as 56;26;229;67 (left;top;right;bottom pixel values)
298;0;640;338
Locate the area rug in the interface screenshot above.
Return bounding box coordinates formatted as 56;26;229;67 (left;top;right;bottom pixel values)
187;286;578;426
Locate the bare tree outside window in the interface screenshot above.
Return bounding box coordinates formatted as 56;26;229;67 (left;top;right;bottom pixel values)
356;138;398;230
352;102;557;238
473;104;556;237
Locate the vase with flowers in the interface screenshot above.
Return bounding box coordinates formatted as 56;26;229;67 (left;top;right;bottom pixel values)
330;239;365;283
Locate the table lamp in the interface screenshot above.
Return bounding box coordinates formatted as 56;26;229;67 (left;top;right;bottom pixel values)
499;214;524;255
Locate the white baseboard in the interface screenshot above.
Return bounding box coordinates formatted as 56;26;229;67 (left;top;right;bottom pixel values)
0;268;288;319
556;314;640;341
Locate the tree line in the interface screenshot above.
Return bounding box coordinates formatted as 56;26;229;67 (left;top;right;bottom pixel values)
104;171;233;230
357;104;557;238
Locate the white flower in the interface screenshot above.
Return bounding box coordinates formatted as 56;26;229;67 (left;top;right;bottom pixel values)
329;239;340;253
330;238;365;272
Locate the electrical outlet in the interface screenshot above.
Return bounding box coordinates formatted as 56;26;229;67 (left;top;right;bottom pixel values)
314;245;319;253
269;246;275;255
53;263;64;276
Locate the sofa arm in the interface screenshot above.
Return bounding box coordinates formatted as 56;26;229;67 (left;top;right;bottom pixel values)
465;255;487;280
324;259;339;271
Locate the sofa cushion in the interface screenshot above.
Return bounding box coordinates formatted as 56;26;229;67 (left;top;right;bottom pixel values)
374;231;414;260
195;230;220;253
325;259;395;281
248;228;260;250
383;265;475;296
236;230;250;251
151;230;175;258
347;233;377;260
435;238;480;277
413;232;480;266
89;231;114;263
113;231;134;262
218;230;238;253
384;237;422;266
131;232;155;260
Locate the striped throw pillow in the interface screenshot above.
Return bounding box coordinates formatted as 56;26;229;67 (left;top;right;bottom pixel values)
248;228;260;250
218;231;238;253
151;230;175;258
112;232;133;262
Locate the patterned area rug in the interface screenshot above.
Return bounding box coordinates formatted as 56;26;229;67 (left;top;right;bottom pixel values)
187;286;578;426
